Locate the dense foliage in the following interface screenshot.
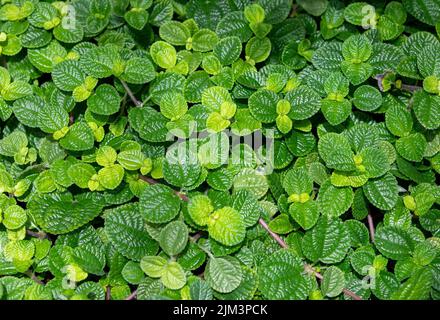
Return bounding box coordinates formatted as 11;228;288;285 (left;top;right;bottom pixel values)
0;0;439;301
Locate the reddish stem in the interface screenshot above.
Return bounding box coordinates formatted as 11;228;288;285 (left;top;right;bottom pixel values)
125;290;137;301
121;80;142;106
138;175;189;201
106;286;111;300
258;218;288;249
367;214;375;242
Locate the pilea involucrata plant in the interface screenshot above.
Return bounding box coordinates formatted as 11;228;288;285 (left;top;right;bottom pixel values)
0;0;439;301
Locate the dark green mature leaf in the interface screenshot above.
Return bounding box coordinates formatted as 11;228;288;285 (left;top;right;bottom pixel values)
105;203;159;261
139;184;181;224
302;216;350;264
258;249;310;300
28;193;103;234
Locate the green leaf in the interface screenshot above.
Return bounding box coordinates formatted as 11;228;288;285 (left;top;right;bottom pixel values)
245;37;271;64
268;213;296;234
214;265;257;300
0;131;28;157
67;163;96;189
105;203;158;261
318;180;354;217
140;256;167;278
360;146;391;178
289;201;319;230
285;86;321;120
72;243;105;275
159;21;190;46
125;9;149;30
207;207;246;246
282;167;313;196
205;256;243;293
297;0;328;16
52;60;86;91
412;90;440;130
159;221;188;256
87;84;120;116
216;11;252;42
59;122;94;152
385;103;413;137
122;261;145;285
1;81;32;101
189;278;213;300
312;42;343;71
2;205;27;230
396;133;427;162
318;133;356;171
344;2;376;26
163;144;201;188
97;164;124;190
188;195;213;226
233;168;268;199
248;89;278;123
258;249;310;300
353;85;382;112
159;91;188;121
161;261;186;290
375;226;415;260
391;268;433;300
213;36;242;66
402;0;440;26
321;266;345;298
345;220;370;247
302;215;350;264
139;184;181;224
363;173;398;210
28;192;103;234
321;99;352;126
120;57;156;84
150;41;176;69
191;29;219;52
232;189;263;227
129;107;169;142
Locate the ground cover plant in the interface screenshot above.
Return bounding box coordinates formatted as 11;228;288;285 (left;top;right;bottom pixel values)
0;0;439;301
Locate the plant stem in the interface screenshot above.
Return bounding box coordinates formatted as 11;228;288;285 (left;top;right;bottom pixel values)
138;175;189;201
125;289;137;300
373;73;386;92
25;270;44;285
120;80;142;107
258;218;288;249
367;214;375;242
191;232;202;242
400;83;422;93
26;230;49;240
106;286;111;300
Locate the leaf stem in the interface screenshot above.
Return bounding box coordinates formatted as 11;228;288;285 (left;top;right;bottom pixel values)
367;214;375;242
258;218;288;249
106;286;111;300
138;175;189;201
399;83;422;93
125;289;137;300
26;230;49;240
24;270;44;285
120;80;142;107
